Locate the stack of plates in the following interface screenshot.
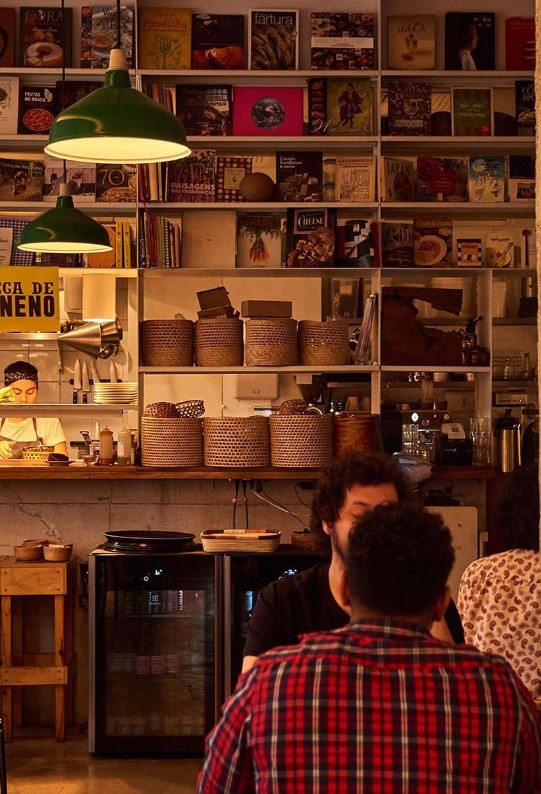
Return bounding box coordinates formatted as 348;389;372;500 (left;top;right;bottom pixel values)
92;382;138;404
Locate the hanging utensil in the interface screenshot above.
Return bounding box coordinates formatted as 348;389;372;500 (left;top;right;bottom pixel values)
72;359;81;404
81;361;91;404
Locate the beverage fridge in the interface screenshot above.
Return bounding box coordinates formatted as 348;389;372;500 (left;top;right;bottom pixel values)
89;539;222;755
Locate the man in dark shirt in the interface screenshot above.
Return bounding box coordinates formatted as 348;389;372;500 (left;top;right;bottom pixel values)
242;451;463;673
200;504;541;793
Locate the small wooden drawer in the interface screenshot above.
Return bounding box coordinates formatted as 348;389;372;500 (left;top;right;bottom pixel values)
0;559;69;596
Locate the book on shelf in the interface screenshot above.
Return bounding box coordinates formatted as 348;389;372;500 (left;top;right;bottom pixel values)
353;292;377;364
444;12;495;71
334;156;375;202
138;162;163;202
181;209;237;268
276;151;323;202
0;217;35;266
485;229;515;268
80;5;134;68
508;155;535;201
43;155;96;203
19;7;72;67
0;226;13;265
372;221;414;268
175;85;232;137
335;219;374;268
232;86;303;136
37;252;81;267
0;158;44;202
381;157;415;202
452;87;492;136
430;88;452;135
324;277;361;320
505;17;535;71
387;15;435;70
387;81;431;136
492;87;517;136
308;77;373;136
236;212;283;268
138;6;191;70
310;12;375;70
216;156;252;202
468;156;506;202
18;84;57;135
249;9;299;70
286;207;336;268
0;76;19;135
416;157;468;202
412;217;453;268
191;13;245;69
456;238;482;267
515;80;535;136
144;81;175;113
166;150;216;203
0;8;16;67
95;163;137;202
84;223;116;268
55;79;103;112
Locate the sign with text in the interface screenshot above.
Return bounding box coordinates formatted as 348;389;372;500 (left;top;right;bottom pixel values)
0;267;59;331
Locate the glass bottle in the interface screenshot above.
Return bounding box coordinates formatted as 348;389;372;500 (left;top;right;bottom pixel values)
117;425;132;466
99;427;114;465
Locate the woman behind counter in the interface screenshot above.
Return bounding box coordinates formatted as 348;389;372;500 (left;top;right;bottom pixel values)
0;362;67;459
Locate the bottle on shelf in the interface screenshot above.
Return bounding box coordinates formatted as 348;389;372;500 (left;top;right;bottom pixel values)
98;427;114;465
117;425;132;467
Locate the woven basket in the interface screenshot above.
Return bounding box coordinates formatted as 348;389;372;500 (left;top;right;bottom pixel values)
195;318;244;366
298;320;350;366
332;412;383;457
201;530;281;552
143;402;180;418
141;320;194;367
141;417;203;467
269;414;333;467
14;544;43;561
245;319;298;366
43;544;72;562
22;446;54;461
291;531;320;551
203;417;270;467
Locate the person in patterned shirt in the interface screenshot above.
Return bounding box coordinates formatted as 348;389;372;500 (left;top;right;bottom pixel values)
458;462;540;703
199;504;541;793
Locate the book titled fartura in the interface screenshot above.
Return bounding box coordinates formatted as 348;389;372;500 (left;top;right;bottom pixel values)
249;9;298;70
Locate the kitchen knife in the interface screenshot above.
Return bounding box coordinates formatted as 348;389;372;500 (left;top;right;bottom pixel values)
73;359;81;404
89;360;100;385
109;360;118;383
81;361;91;404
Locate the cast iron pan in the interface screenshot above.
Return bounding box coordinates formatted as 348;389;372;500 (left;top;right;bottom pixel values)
102;530;196;553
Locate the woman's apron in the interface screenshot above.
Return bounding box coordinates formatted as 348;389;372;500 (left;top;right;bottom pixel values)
0;417;43;458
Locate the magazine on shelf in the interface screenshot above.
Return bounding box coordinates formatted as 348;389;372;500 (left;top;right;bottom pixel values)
372;221;414;268
310;12;374;70
308;77;373;136
0;217;35;265
387;81;431;136
452;87;492;136
138;7;191;70
95;163;137;202
216;156;252;202
19;7;73;67
236;212;283;268
0;8;16;67
412;217;453;268
508;155;535;201
0;158;44;202
175;85;232;136
43;155;96;203
468;156;505;203
249;9;299;70
515;80;535;136
276;151;323;202
335;219;374;268
232;86;303;136
80;5;134;68
18;84;57;134
0;77;19;135
381;157;415;202
416;157;468;202
334;156;375;202
456;238;482;267
387;15;435;70
286;207;336;268
166;150;216;203
444;12;495;71
505;17;535;71
191;13;245;69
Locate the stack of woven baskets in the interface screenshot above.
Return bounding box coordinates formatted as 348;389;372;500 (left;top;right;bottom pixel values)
141;400;205;467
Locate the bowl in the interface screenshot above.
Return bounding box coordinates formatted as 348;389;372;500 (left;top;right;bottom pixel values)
43;544;73;562
23;537;49;547
22;446;54;462
14;544;43;561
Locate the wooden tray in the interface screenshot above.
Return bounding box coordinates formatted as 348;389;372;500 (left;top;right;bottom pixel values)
201;529;281;552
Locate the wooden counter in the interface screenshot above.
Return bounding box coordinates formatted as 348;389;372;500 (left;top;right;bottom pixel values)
0;464;497;480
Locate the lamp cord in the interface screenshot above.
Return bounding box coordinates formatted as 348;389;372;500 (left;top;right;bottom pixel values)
116;0;121;49
60;0;66;182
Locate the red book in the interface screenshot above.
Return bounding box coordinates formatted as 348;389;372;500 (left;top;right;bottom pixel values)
232;87;303;136
505;17;535;71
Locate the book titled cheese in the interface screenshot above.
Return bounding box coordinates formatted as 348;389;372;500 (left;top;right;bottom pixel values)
387;15;435;70
138;7;191;70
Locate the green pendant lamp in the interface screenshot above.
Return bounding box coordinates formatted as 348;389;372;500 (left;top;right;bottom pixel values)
18;183;113;253
45;49;191;164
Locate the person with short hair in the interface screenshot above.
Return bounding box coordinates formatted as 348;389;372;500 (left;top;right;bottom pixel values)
241;451;463;675
0;362;67;459
199;503;541;793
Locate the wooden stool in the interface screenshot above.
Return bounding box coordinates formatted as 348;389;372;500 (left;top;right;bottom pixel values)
0;556;77;742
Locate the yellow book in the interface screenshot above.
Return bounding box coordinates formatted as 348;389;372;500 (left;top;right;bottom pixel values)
122;220;134;269
138;7;192;70
85;224;116;268
115;220;124;268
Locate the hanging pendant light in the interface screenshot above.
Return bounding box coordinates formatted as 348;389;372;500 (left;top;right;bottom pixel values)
45;47;191;164
18;183;113;253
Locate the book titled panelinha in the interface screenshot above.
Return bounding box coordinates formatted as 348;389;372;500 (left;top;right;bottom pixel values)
138;6;191;70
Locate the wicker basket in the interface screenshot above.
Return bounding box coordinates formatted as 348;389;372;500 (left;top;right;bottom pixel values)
244;319;298;366
298;320;350;366
269;414;333;467
332;412;384;457
43;543;72;562
22;446;54;461
203;417;270;467
141;417;203;467
141;320;194;367
291;530;320;551
201;529;281;552
195;318;244;366
14;544;43;561
143;402;180;418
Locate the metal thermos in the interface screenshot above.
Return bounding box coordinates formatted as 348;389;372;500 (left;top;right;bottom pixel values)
493;409;521;472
